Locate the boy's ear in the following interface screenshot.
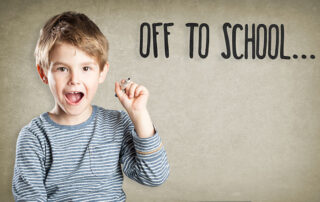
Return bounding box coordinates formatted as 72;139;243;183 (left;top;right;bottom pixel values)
98;62;109;84
37;65;48;84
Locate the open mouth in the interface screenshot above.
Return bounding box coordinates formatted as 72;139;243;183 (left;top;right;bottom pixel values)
65;91;84;105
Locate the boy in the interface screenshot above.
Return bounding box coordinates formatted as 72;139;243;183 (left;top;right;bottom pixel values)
12;11;169;201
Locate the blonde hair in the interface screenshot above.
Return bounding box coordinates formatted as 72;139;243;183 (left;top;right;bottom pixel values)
34;11;109;71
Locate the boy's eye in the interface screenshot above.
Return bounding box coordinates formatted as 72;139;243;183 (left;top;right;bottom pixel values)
83;66;90;71
57;67;67;72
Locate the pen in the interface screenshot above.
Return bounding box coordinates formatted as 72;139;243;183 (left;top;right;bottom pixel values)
115;78;131;97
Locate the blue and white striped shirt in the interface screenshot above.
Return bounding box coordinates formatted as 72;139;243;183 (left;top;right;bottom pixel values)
12;105;169;201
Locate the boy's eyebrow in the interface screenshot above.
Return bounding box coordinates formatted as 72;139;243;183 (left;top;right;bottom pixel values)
51;61;98;67
80;62;98;66
51;61;69;67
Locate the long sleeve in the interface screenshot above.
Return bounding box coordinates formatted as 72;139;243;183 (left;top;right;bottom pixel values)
12;127;47;201
119;111;170;186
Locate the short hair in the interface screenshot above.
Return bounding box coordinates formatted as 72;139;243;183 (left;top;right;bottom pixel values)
34;11;109;71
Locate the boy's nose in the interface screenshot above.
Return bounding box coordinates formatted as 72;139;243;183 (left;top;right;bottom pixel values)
68;71;81;85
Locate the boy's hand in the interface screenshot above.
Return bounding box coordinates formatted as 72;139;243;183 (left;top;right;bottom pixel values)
115;79;155;138
115;79;149;114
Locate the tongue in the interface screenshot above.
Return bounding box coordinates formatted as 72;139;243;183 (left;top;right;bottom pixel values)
66;93;82;103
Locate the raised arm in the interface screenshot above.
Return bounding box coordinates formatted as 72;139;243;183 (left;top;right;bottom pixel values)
119;111;169;186
115;80;169;186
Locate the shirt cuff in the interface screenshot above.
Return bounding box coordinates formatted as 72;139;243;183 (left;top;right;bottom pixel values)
130;127;163;157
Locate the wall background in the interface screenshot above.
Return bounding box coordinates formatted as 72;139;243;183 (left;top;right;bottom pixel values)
0;0;319;201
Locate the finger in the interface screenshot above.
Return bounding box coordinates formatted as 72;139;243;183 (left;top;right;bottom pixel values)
120;79;127;88
135;85;145;97
115;82;128;101
115;82;122;97
128;83;138;99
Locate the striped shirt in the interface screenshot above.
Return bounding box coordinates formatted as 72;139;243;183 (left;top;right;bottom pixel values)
12;105;169;201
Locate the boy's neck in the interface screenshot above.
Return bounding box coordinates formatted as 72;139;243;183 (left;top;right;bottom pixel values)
48;105;93;126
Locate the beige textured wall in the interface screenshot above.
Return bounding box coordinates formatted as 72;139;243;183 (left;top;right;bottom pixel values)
1;0;319;201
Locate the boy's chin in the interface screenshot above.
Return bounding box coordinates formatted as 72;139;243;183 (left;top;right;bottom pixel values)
59;101;91;115
68;105;92;118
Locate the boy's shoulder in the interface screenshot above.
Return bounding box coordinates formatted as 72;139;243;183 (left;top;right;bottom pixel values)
94;105;126;119
19;112;47;135
94;105;132;127
17;113;49;146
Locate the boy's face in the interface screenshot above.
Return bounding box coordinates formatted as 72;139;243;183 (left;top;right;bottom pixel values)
38;42;108;118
